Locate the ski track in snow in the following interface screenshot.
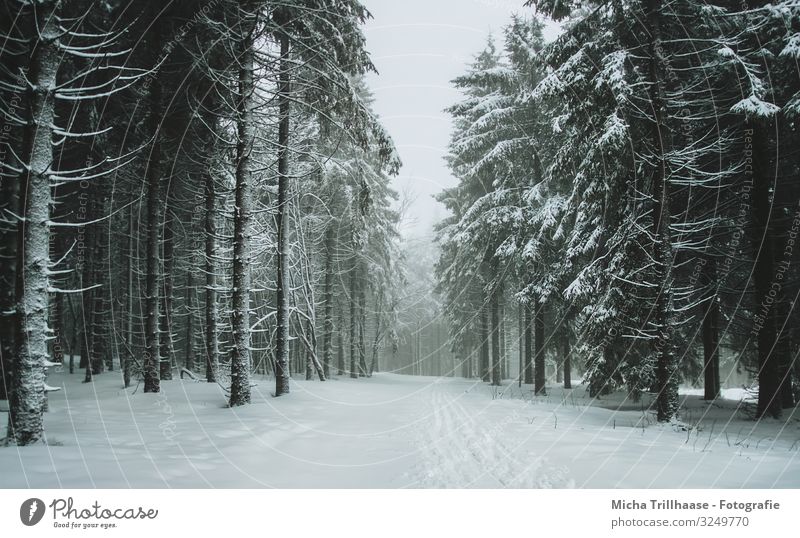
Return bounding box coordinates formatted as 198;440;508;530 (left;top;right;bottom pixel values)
410;382;572;488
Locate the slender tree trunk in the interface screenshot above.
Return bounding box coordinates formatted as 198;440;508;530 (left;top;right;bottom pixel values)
81;209;97;381
229;11;258;406
517;303;523;387
369;305;381;376
95;190;112;373
435;318;441;376
296;338;302;375
123;205;133;388
289;339;294;375
416;322;422;376
337;308;345;375
142;13;162;394
88;190;110;376
322;225;335;378
647;0;677;422
273;20;291;397
143;172;161;393
480;300;490;382
524;304;533;385
305;319;314;380
81;333;89;378
778;117;798;409
750;120;782;418
490;280;501;386
204;172;219;384
6;0;58;444
159;205;175;380
701;258;720;400
534;299;546;395
499;301;507;380
305;319;325;382
349;259;358;379
463;330;473;378
562;326;572;389
185;268;195;372
357;262;367;377
67;294;77;374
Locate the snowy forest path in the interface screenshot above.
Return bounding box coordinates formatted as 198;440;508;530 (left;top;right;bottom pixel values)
2;371;798;488
408;381;573;488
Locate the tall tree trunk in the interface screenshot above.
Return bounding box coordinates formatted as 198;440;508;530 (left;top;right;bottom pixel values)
517;303;523;387
416;322;422;376
524;304;533;385
435;318;441;376
142;12;162;394
750;120;782;418
307;320;325;382
648;0;677;422
123;204;133;388
490;280;501;386
562;325;572;389
305;319;314;381
357;261;367;377
185;267;195;372
81;205;97;381
273;17;291;397
88;226;105;378
480;300;490;382
289;338;294;375
773;117;794;410
96;191;112;373
67;294;77;374
463;330;474;378
158;204;175;380
229;11;258;406
701;258;720;400
88;188;110;377
6;0;58;445
204;171;218;384
337;308;345;375
369;303;382;376
349;259;358;379
499;301;507;380
533;299;546;395
322;225;335;378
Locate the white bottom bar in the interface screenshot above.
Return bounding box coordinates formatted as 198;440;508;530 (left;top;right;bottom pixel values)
2;489;797;537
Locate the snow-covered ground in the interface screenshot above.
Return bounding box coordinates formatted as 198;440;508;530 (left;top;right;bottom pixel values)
1;369;798;488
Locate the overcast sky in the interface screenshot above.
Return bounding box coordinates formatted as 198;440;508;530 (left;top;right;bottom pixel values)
360;0;559;239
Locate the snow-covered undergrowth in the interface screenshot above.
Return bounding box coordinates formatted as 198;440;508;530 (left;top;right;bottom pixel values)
1;370;798;488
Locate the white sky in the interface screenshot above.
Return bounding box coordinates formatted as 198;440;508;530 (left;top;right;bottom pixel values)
361;0;559;239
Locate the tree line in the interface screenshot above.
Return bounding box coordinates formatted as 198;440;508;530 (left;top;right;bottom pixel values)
0;0;404;446
435;0;800;421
